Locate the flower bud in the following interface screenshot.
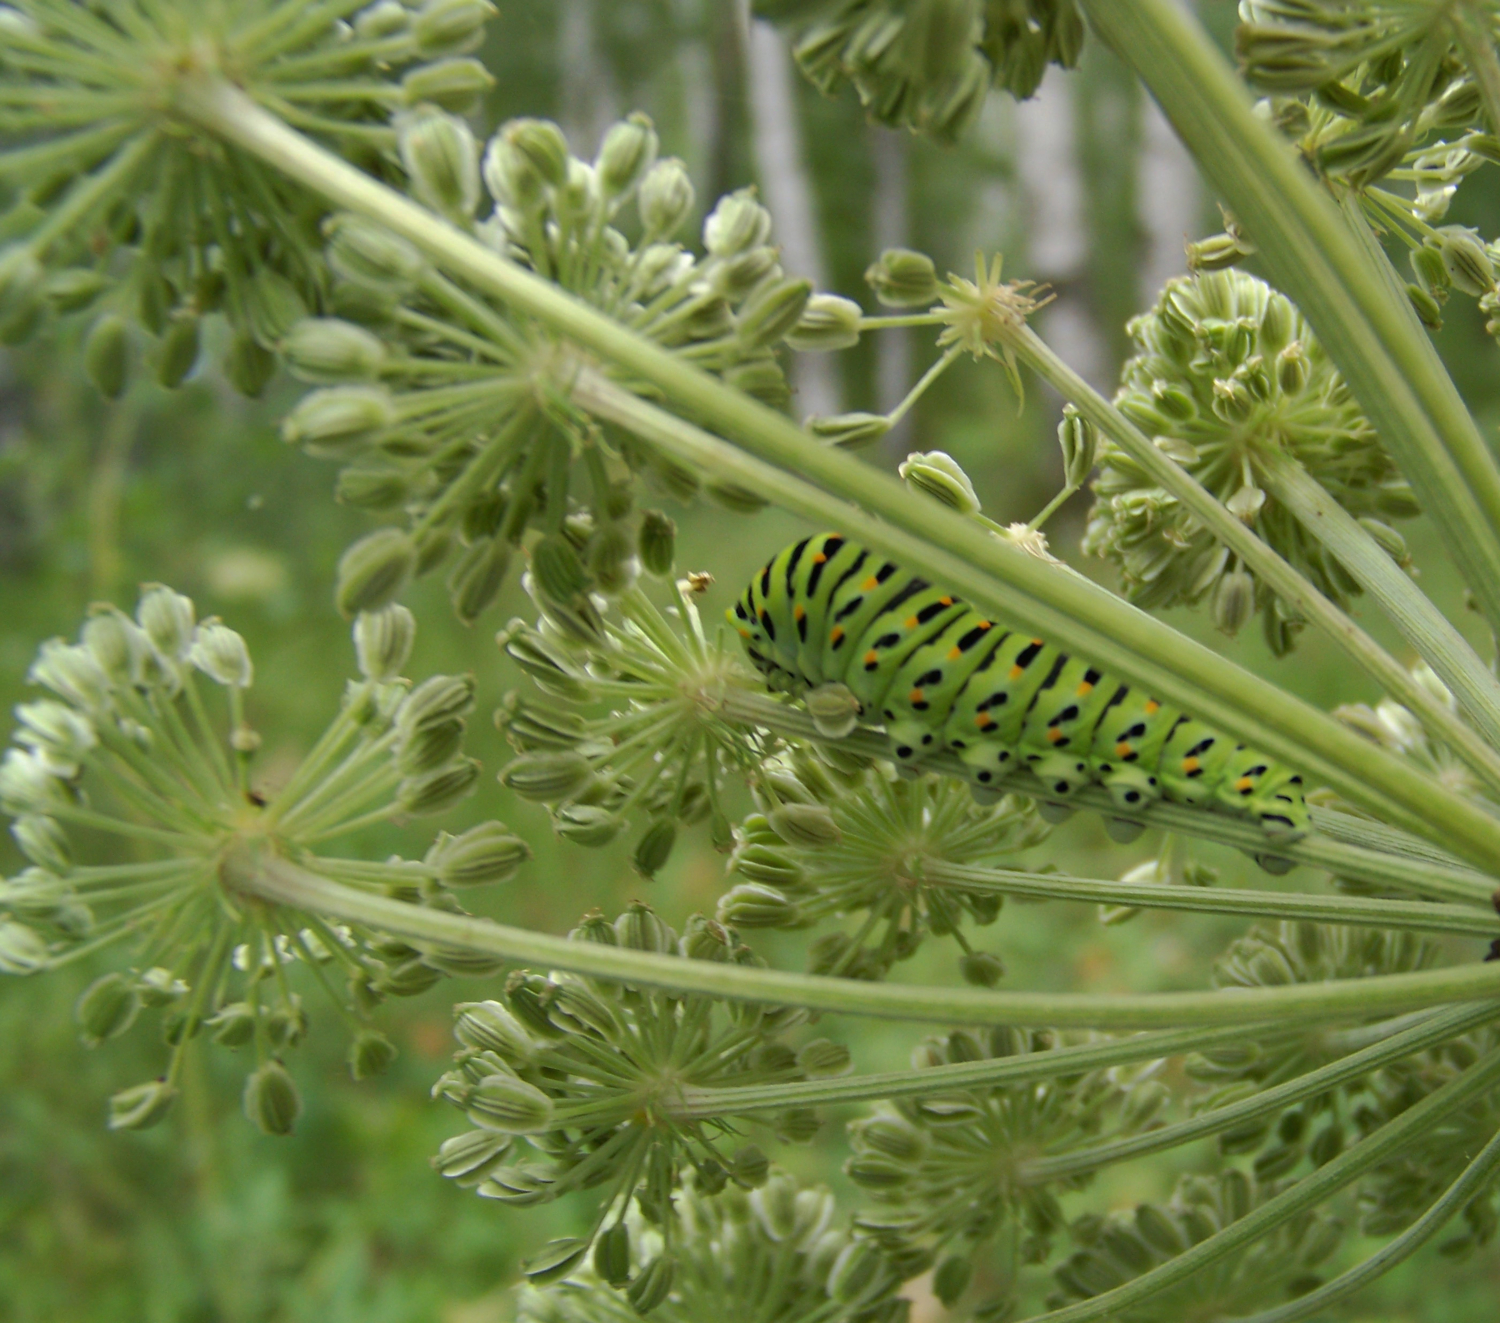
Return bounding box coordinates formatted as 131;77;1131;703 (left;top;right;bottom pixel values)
242;268;306;348
523;1237;590;1284
76;972;140;1046
544;979;621;1038
768;802;841;849
787;293;863;351
0;245;43;342
244;1060;302;1135
448;536;511;625
638;157;694;237
828;1239;892;1305
1275;341;1310;395
398;717;465;775
1410;242;1451;294
704;188;773;256
593;1221;632;1287
412;0;494;56
615;901;676;952
798;1038;852;1077
529;534;589;602
801;681;862;739
484;118;568;212
1225;483;1266;522
499;751;592;801
402;57;494;114
959;950;1006;987
467;1072;553;1132
587;524;639;596
899;450;980;515
426;820;531;886
1186;231;1254;273
738;278;813;348
353;603;416;682
399;110;480;224
138;583;196;661
400;673;475;734
190;620;253;687
283;385;395;458
719;882;799;928
326;213;426;292
455;1000;534;1061
633;509;676;577
627;1254;675;1314
633;819;677;878
807;411;891;450
45;268;111;314
283;318;388;384
553;804;625;847
107;1079;176;1131
1357;516;1410;566
1406;281;1445;330
84;313;130;399
707;479;771;513
596;112;658;200
1437;225;1496;296
933;1254;973;1307
223;329;277;397
865;247;939;307
731;842;806;889
398;756;481;814
335;528;417;616
433;1129;513;1185
1057;404;1098;487
81;609;147;685
348;1029;398;1080
155;312;200;388
12;814;70;873
208;1002;256;1047
1211;569;1256;635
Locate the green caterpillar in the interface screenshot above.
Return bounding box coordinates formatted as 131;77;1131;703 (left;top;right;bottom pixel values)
731;534;1309;845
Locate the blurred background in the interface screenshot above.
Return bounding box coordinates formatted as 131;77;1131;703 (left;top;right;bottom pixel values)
3;2;1499;1318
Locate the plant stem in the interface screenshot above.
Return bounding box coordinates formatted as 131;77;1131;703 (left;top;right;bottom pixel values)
1230;1124;1500;1323
1007;324;1500;798
921;861;1500;938
169;79;1500;871
1079;0;1500;640
1450;5;1500;138
222;846;1500;1030
1030;1042;1500;1322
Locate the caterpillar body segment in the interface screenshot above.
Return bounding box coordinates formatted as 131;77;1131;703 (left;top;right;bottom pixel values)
731;535;1311;843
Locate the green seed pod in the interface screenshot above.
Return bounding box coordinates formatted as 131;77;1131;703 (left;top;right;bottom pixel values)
719;882;799;928
706;479;772;513
500;751;592;801
704;187;773;256
637;510;676;577
626;1254;675;1315
190;621;253;687
738;278;813;348
588;524;639;595
398;756;481;814
399;675;475;737
544;979;621;1039
593;1221;632;1287
523;1236;590;1285
786;293;863;351
828;1237;891;1305
208;1002;256;1047
1357;516;1411;566
399;109;480;224
11;813;69;873
596;112;659;200
411;0;494;56
448;537;512;625
432;1129;513;1186
554;803;626;847
155;312;200;388
1410;242;1451;295
797;1038;852;1078
0;246;43;343
348;1029;398;1081
731;842;806;889
768;802;841;849
1057;404;1098;487
242;268;306;348
353;603;416;682
530;535;589;603
401;57;495;114
614;901;676;953
397;716;465;774
1275;342;1310;395
1407;281;1445;330
335;528;417;617
337;460;412;510
807;410;891;450
1437;225;1496;296
865;247;939;307
84;313;130;399
283;385;396;458
426;821;531;886
283;318;388;384
223;329;277;397
959;950;1006;987
638;157;695;238
76;972;140;1046
1186;231;1254;273
244;1060;302;1136
633;819;677;878
455;999;534;1060
1211;569;1256;636
138;583;195;660
933;1254;973;1307
107;1079;177;1131
44;268;111;314
899;449;981;515
802;681;862;739
325;213;426;292
467;1072;553;1132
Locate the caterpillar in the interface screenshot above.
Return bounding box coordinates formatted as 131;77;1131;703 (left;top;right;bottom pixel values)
730;534;1310;846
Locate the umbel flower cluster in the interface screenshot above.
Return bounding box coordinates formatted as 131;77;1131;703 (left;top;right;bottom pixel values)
759;0;1084;140
282;108;814;623
1084;268;1417;651
722;760;1049;983
516;1171;909;1323
0;590;528;1133
0;0;497;396
430;903;852;1289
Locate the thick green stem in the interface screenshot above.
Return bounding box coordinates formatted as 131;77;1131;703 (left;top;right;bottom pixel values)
169;79;1500;871
1031;1042;1500;1322
223;847;1500;1030
1079;0;1500;637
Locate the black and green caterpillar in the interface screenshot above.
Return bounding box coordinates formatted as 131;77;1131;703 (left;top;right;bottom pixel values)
731;534;1309;841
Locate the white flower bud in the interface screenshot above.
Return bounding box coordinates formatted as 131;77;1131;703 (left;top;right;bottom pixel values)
399;109;480;224
81;609;147;685
137;584;196;661
29;638;112;710
899;449;981;515
335;528;417;617
14;701;96;764
190;620;253;687
786;293;863;351
107;1079;176;1130
0;917;50;974
401;57;494;114
638;157;695;237
703;188;772;256
282;318;387;383
865;247;939;307
353;603;416;681
595;112;658;200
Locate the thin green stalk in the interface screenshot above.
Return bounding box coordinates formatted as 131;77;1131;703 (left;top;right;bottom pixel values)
1028;1043;1500;1322
167;79;1500;871
1079;0;1500;636
1450;5;1500;138
1022;1001;1500;1183
222;847;1500;1030
1230;1124;1500;1323
1007;325;1500;795
922;861;1500;938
